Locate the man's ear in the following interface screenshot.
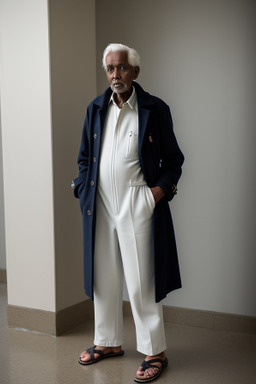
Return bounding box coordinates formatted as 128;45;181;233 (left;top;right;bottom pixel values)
133;66;140;79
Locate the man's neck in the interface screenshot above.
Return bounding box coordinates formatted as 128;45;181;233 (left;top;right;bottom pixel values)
113;88;133;109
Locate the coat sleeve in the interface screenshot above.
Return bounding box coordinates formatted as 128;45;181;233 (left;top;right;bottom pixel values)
72;107;90;198
155;102;184;200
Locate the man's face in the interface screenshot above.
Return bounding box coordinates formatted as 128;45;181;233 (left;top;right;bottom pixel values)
105;51;139;97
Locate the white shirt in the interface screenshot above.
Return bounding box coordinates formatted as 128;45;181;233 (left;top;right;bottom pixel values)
98;87;147;214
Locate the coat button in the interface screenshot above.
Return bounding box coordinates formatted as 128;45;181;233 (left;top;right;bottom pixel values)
87;210;92;216
90;180;94;186
93;133;97;139
93;157;96;162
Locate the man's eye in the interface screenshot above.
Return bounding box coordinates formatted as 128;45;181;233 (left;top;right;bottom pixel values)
107;67;113;72
120;66;126;71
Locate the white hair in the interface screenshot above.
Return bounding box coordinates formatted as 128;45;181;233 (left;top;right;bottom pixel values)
102;43;140;71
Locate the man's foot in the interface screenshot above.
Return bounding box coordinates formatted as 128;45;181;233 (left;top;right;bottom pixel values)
134;352;168;382
78;345;124;365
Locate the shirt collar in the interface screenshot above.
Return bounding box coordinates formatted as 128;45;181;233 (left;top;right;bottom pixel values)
109;86;137;111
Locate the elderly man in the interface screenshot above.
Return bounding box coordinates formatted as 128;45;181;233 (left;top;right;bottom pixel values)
72;43;184;382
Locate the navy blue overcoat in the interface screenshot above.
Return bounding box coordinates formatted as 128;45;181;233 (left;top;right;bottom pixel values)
73;82;184;302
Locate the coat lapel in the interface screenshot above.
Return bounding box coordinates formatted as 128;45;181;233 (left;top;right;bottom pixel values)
94;88;112;139
134;82;155;158
138;107;151;155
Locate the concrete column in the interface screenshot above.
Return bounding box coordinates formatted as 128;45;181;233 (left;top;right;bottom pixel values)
0;111;6;283
0;0;96;334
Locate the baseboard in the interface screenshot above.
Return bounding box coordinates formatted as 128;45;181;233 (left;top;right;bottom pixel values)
0;269;7;283
7;299;256;336
55;299;94;336
123;301;256;335
7;305;56;335
7;299;94;336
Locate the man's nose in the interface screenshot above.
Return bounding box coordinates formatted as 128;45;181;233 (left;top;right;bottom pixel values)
113;68;120;78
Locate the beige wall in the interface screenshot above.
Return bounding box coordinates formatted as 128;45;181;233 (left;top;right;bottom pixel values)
0;0;255;320
96;0;256;316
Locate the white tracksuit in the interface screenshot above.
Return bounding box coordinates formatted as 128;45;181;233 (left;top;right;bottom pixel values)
93;88;166;355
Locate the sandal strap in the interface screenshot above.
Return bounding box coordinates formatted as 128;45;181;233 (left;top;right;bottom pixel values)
141;358;165;371
86;345;104;362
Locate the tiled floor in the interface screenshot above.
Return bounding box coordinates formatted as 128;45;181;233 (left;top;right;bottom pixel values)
0;283;256;384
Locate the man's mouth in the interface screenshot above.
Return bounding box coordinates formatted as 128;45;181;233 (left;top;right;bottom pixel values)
112;82;123;88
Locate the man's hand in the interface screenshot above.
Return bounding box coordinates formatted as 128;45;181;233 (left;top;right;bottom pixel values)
150;186;165;204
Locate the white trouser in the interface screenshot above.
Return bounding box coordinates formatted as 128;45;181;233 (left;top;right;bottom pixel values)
93;181;167;355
